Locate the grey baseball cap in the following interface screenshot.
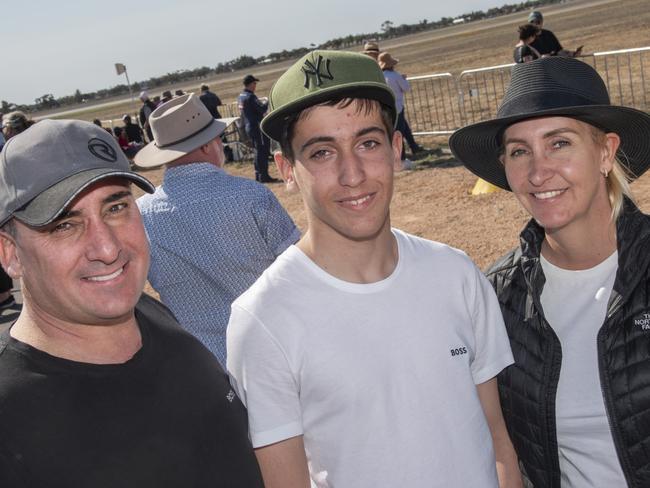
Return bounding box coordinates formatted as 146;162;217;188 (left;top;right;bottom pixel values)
0;119;155;227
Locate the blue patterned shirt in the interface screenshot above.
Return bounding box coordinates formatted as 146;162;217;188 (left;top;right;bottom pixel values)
137;163;300;367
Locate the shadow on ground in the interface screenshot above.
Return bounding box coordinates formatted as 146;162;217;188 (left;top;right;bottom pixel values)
410;146;462;170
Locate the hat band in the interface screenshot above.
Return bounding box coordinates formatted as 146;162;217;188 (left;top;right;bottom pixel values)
155;119;215;148
499;91;610;118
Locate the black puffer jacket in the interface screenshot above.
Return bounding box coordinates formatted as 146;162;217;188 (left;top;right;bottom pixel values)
487;199;650;488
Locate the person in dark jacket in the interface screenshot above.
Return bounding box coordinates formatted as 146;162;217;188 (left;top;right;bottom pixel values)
199;83;223;119
238;74;278;183
528;10;582;58
449;57;650;487
138;91;157;142
513;23;541;63
121;114;144;144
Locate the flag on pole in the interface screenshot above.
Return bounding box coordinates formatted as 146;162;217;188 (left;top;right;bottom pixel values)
115;63;127;75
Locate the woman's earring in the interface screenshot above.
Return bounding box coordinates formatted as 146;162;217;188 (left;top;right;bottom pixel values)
601;168;609;178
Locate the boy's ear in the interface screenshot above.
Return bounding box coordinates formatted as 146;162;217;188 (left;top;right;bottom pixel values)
0;231;22;279
274;152;299;193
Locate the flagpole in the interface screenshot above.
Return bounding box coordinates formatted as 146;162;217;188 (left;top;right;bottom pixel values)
115;63;135;113
124;70;134;104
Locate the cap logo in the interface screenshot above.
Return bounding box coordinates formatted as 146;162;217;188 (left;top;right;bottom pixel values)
301;55;334;89
88;137;117;162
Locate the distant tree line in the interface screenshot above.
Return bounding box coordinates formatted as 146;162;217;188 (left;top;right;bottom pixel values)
3;0;560;114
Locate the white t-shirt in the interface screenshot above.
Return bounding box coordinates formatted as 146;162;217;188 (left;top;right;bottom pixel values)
227;229;513;487
540;251;626;487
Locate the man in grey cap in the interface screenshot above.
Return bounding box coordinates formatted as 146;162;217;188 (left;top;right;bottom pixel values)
135;94;299;367
0;120;263;487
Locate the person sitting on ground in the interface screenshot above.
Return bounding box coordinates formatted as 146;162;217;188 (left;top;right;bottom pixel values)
513;23;541;63
135;94;299;367
0;119;264;487
174;89;185;97
113;126;128;148
121;114;144;144
161;90;173;105
528;10;582;58
378;51;423;169
113;126;139;160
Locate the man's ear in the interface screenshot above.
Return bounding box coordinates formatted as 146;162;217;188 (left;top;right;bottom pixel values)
0;232;22;279
274;152;299;193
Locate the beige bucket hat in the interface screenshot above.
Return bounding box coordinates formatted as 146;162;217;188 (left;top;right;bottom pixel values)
134;93;237;168
377;52;399;70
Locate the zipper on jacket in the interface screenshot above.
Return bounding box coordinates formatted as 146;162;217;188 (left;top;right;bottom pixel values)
597;308;635;487
531;291;563;488
606;293;623;319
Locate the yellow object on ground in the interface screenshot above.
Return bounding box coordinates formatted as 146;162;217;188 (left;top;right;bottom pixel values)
471;178;500;195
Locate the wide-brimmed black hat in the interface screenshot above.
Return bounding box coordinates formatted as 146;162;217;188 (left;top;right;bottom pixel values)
449;57;650;190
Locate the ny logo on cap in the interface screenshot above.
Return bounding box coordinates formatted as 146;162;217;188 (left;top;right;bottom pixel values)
301;55;334;89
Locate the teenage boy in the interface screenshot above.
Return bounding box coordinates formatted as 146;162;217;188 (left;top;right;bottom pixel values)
227;50;521;488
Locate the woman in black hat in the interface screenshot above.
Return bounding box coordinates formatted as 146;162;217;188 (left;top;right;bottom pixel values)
450;57;650;487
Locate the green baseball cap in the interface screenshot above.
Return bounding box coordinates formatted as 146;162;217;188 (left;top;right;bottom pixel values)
261;50;396;142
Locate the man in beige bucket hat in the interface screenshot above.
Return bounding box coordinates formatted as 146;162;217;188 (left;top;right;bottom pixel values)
135;93;299;367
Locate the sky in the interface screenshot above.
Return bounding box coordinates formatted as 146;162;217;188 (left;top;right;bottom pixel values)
3;0;500;106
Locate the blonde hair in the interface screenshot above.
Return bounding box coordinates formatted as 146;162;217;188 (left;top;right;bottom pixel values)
607;157;634;220
589;126;634;221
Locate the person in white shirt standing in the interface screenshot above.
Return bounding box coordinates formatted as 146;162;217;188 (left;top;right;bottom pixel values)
378;51;422;169
227;49;522;488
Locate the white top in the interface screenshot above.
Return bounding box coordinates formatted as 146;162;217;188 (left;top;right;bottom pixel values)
383;69;410;113
540;251;626;487
227;229;514;487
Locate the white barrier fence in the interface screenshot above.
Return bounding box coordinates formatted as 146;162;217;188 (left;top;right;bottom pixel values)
406;46;650;135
